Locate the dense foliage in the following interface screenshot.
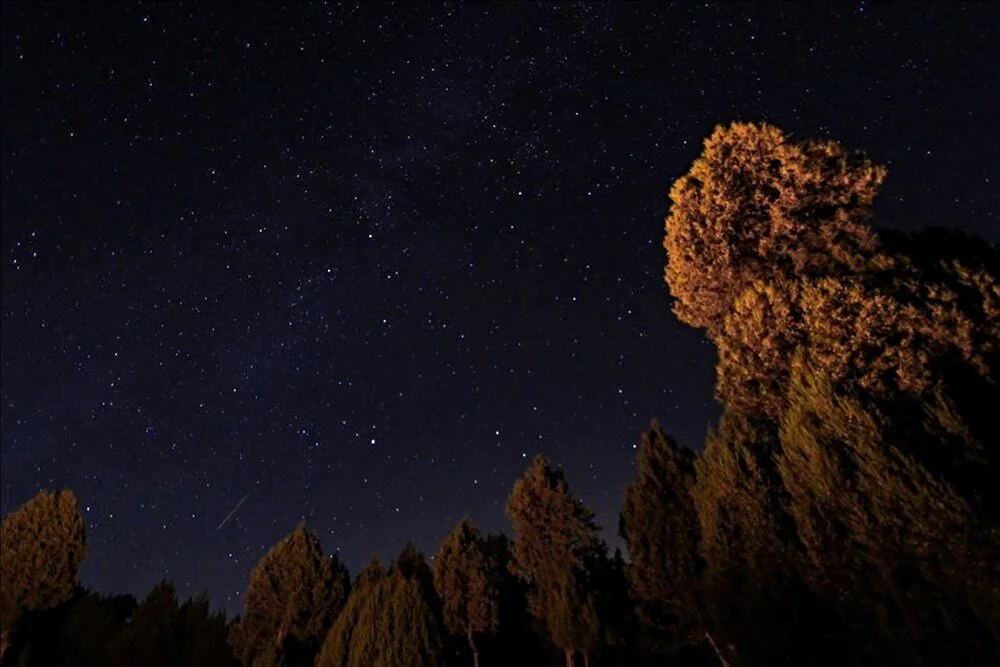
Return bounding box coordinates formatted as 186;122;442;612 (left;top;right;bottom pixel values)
2;123;997;666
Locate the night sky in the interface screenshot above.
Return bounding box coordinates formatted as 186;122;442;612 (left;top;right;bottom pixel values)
2;2;998;614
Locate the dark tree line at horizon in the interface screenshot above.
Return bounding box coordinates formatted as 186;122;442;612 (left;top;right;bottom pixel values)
2;123;998;667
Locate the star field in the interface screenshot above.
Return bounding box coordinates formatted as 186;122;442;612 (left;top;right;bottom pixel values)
2;2;997;613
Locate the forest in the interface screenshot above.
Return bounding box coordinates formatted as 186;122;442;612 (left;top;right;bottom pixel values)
2;123;998;667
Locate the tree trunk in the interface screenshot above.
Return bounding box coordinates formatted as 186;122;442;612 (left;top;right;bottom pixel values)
467;626;479;667
705;630;730;667
565;647;576;667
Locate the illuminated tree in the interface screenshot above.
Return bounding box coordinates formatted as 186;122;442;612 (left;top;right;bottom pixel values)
316;571;442;667
0;490;86;661
690;412;804;666
665;122;1000;417
775;357;1000;665
433;518;500;667
663;121;884;336
619;421;701;657
228;524;349;667
353;554;386;591
506;456;602;667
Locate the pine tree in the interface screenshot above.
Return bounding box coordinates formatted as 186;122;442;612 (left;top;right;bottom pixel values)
106;581;181;667
316;571;442;667
775;357;1000;665
177;593;235;667
433;518;500;667
690;412;804;667
354;554;386;591
0;489;86;660
506;456;603;667
228;523;348;667
390;541;437;605
619;421;702;659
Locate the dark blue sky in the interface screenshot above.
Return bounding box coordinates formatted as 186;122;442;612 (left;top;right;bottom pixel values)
2;2;997;614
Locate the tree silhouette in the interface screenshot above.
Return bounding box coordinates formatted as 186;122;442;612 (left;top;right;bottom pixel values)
619;421;702;660
506;456;603;667
228;524;348;667
433;518;500;667
1;489;86;661
105;580;182;667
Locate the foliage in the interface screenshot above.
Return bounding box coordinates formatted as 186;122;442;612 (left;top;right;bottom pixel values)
774;357;1000;665
690;411;807;666
315;571;442;667
354;554;386;591
506;456;604;667
663;121;884;337
665;122;1000;417
0;489;86;658
433;518;500;667
228;524;349;667
0;591;134;667
619;421;701;658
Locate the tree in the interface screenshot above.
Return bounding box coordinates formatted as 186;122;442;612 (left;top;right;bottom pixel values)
0;489;86;660
0;590;135;667
774;356;1000;665
353;554;386;591
433;518;500;667
506;456;603;667
390;541;437;605
105;580;182;667
663;121;884;337
619;421;702;660
482;533;552;667
316;571;442;667
228;524;349;667
664;123;1000;417
690;412;805;667
177;593;235;667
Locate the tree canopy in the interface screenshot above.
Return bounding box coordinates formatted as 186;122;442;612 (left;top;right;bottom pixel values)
1;489;86;660
433;517;501;667
619;421;701;658
507;456;604;667
228;523;349;667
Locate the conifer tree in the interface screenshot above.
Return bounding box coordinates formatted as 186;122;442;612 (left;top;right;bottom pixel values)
228;524;348;667
506;456;603;667
0;489;86;660
316;570;442;667
619;421;701;658
390;541;437;606
106;581;181;667
177;593;235;667
775;357;1000;665
433;518;500;667
691;412;804;666
354;554;386;591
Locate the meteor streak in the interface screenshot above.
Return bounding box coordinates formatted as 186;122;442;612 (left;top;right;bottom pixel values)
216;492;250;531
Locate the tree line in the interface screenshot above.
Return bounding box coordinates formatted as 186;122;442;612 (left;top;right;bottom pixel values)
2;122;998;667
